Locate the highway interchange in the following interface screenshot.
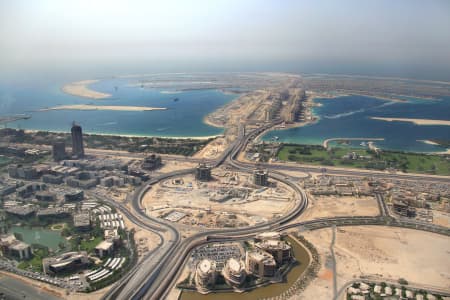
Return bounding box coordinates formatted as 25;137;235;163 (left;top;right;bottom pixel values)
100;123;450;300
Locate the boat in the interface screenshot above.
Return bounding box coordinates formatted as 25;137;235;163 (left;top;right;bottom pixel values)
360;142;366;147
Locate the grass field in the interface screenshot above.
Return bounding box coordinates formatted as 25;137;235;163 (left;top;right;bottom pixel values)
277;144;450;176
79;236;103;253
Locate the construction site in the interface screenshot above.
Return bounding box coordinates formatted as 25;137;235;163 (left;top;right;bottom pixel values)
141;166;296;228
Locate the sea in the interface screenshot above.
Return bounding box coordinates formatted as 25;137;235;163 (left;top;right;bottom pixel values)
262;95;450;153
0;77;236;138
1;75;449;152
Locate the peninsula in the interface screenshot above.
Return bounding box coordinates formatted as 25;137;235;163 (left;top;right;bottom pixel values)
371;117;450;126
62;80;111;99
38;104;167;112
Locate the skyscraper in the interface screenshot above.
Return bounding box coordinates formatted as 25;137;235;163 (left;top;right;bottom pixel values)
71;123;84;158
52;141;66;161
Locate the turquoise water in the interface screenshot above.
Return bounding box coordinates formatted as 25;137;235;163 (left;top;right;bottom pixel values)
9;226;67;251
1;76;449;152
263;95;450;153
0;77;236;138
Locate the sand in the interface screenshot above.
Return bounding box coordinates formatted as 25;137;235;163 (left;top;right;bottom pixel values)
296;195;380;222
38;104;167;112
418;139;440;146
371;117;450;126
62;80;111;99
293;226;450;300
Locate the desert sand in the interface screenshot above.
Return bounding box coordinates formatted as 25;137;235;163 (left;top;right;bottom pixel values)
293;226;450;300
62;80;111;99
39;104;166;112
297;195;380;222
371;117;450;126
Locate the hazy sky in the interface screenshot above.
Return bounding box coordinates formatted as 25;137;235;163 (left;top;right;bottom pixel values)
1;0;450;78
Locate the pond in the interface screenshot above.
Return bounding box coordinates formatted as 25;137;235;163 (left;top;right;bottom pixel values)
9;226;68;252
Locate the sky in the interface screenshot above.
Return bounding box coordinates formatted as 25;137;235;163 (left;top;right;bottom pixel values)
1;0;450;79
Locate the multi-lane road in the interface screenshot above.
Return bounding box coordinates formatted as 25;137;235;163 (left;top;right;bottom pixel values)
101;123;449;300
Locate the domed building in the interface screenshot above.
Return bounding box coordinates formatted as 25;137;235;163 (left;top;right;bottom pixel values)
195;259;217;294
222;258;246;288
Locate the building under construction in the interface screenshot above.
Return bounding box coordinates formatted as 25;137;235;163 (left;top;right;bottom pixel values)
196;163;212;181
253;169;268;186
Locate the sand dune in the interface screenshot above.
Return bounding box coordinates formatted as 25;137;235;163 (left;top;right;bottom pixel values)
371;117;450;126
62;80;111;99
39;104;167;112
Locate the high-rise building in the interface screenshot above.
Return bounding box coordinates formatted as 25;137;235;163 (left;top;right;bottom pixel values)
253;169;268;186
52;141;66;161
196;163;212;181
71;123;84;158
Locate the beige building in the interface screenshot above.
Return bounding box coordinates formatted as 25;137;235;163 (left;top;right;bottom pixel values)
255;239;292;265
222;258;246;288
0;234;32;260
95;240;114;258
245;250;276;278
195;259;217;294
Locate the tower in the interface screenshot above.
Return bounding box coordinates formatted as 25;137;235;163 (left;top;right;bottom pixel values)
71;122;84;158
52;141;66;161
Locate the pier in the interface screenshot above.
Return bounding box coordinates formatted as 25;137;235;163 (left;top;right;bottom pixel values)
322;137;384;149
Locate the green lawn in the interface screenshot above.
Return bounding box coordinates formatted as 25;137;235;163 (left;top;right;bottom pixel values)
277;144;450;176
17;248;48;272
79;236;103;252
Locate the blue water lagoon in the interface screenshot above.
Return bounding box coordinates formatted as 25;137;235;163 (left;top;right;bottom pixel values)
263;95;450;153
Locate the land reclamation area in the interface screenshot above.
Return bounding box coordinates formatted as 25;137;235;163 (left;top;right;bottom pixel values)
277;144;450;176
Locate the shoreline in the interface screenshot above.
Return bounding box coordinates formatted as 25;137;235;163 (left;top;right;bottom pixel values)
370;117;450;126
61;79;111;99
22;129;221;141
37;104;167;112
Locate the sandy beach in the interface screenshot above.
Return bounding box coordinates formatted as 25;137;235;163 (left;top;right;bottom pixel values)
23;128;220;140
62;80;111;99
38;104;167;112
418;139;440;146
370;117;450;126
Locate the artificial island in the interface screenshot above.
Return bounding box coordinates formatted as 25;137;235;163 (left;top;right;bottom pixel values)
0;72;449;300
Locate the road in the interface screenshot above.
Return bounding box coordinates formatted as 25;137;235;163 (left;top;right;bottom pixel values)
101;122;449;300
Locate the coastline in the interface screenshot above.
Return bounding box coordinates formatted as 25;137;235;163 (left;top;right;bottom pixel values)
370;117;450;126
61;79;111;99
22;129;221;141
37;104;167;112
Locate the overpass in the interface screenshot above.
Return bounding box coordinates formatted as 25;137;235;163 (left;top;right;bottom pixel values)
102;122;449;300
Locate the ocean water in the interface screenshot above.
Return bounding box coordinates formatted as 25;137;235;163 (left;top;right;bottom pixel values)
263;95;450;153
0;77;236;137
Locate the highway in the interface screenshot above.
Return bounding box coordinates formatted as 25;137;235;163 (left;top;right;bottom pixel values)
101;122;449;300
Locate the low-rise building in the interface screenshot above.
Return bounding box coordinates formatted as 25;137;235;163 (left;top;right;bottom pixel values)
42;251;89;274
64;190;84;202
16;183;46;198
8;165;38;180
42;174;63;184
245;250;277;278
95;240;114;258
255;239;292;265
73;212;91;230
35;191;57;202
0;234;32;260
